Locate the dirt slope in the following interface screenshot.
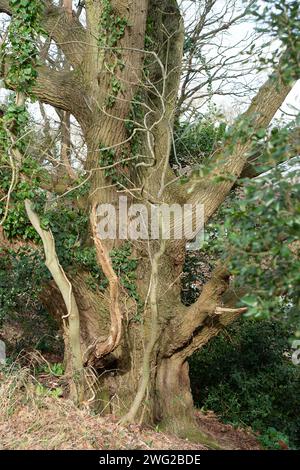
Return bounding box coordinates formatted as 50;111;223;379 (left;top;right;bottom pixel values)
0;362;260;450
0;404;260;450
0;385;259;450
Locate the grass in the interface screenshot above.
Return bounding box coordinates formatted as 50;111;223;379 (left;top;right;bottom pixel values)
0;362;207;450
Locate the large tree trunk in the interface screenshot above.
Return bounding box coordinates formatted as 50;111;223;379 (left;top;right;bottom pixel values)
42;235;231;446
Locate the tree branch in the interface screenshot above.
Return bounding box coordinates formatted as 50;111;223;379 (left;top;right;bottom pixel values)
162;264;247;359
185;55;296;224
162;265;229;357
167;62;296;351
84;205;123;364
0;0;86;68
1;61;89;122
178;305;246;360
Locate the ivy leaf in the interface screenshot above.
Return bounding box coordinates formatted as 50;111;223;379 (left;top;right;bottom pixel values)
241;295;258;308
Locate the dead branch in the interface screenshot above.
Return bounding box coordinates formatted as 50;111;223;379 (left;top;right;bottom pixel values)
85;204;123;363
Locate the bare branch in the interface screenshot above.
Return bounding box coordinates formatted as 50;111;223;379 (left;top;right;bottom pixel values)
215;306;247;315
0;0;86;67
162;265;230;357
85;205;123;363
185;56;296;224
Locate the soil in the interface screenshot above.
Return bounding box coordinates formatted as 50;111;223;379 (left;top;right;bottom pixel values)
0;389;260;450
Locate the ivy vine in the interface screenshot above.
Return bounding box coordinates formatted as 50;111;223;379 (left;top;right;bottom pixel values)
98;0;128;108
4;0;43;92
99;145;129;189
110;242;142;321
98;0;128;49
0;0;44;235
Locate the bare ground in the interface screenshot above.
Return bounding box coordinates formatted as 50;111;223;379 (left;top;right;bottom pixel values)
0;366;260;451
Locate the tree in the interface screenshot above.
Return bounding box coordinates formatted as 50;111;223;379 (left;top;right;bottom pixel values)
0;0;299;443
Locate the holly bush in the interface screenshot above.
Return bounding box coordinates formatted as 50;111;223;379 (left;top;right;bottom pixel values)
189;318;300;449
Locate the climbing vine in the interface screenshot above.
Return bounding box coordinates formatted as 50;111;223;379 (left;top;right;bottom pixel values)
4;0;43;92
99;145;129;189
98;0;128;49
0;0;44;231
0;103;43;239
124;92;146;164
98;0;128;108
110;242;142;321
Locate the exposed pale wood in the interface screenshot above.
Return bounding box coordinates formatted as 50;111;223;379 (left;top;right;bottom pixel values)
25;200;84;403
85;205;123;362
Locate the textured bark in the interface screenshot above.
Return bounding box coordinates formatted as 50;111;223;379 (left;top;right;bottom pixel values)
1;62;88;122
1;0;298;444
120;239;166;424
59;111;76;179
184;69;294;224
63;0;72;18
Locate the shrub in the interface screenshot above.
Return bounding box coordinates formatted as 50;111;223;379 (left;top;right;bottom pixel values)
189;318;300;449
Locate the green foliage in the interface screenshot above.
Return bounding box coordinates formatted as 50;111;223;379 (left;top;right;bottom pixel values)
258;427;290;450
125;92;145;158
35;382;63;399
0;0;44;233
42;204;106;288
98;0;128;49
0;151;44;240
0;247;48;324
171;118;226;168
110;242;142;320
35;362;64;377
99;145;129;189
0;273;61;358
105;76;123;108
223;115;266;153
1;201;39;241
98;0;128;108
189;319;300;449
144;16;155;50
3;0;43;92
200;121;300;327
0;0;43;222
2;102;29;151
218;169;299;322
0;109;44;238
0;12;44;237
251;0;300;82
179;121;299;314
181;250;213;306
